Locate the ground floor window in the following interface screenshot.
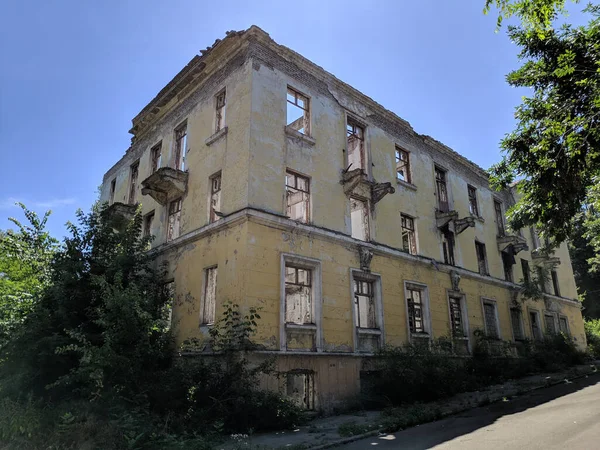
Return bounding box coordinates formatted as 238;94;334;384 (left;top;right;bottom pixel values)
510;307;525;341
482;300;499;339
286;371;315;410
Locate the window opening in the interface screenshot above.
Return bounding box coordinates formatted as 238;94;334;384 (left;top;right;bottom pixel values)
167;197;182;242
407;286;426;334
202;266;217;325
354;278;376;329
435;167;449;212
286;171;310;222
350;197;369;241
468;185;479;216
475;241;488;275
209;173;222;223
129;162;139;205
150;143;162;174
215;89;226;133
395;148;411;183
483;301;499;338
285;265;313;325
401;214;417;255
286;87;310;135
347;119;365;171
494;200;505;236
174;123;187;171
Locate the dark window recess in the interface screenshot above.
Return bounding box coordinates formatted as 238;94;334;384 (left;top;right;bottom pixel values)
468;185;479;216
449;296;464;337
511;308;524;340
475;241;488;275
435;167;449;212
150;143;162;174
483;302;498;338
494;200;505;236
521;259;531;284
530;312;543;340
143;211;154;238
401;214;417;255
407;287;426;334
442;226;455;266
502;251;515;282
551;270;560;297
109;178;116;204
129;162;139;205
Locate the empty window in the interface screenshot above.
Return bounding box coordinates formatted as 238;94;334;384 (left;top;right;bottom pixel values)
530;311;543;340
537;266;547;293
350;197;369;241
163;280;175;329
129;161;139;205
400;214;417;255
435;167;449;212
510;308;525;340
285;265;313;325
502;251;514;282
167;198;182;242
442;227;455;266
407;286;427;334
286;87;310;135
449;295;465;337
494;200;505;236
150;142;162;174
354;278;377;329
475;241;488;275
551;270;560;296
468;185;479;216
215;89;226;133
483;301;499;338
559;316;569;335
286;171;310;223
544;313;557;334
395;148;411;183
174;123;187;171
521;259;531;284
347;119;365;171
202;266;217;325
209;173;222;223
143;211;154;238
109;178;116;204
286;372;314;410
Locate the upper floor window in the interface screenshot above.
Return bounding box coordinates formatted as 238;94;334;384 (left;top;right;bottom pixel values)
502;251;514;282
129;161;139;205
442;227;455;266
285;265;314;325
401;214;417;255
395;147;411;184
530;227;541;250
143;211;154;238
201;266;217;325
174;122;187;171
286;170;310;223
167;197;182;242
350;197;369;241
435;167;449;212
150;142;162;174
494;200;505;236
475;241;489;275
215;89;226;133
347;119;365;171
286;87;310;135
468;185;479;216
521;258;531;284
209;173;222;223
551;270;560;296
109;178;116;205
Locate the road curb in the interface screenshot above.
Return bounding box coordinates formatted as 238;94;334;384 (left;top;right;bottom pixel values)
303;364;599;450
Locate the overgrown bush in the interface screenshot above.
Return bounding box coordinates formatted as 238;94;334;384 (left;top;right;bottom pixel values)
585;319;600;358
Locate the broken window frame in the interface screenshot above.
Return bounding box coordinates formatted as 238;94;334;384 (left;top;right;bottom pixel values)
510;307;525;341
128;161;139;205
150;142;162;174
350;196;370;241
143;210;155;238
482;299;500;339
494;200;505;237
167;197;182;242
551;270;560;297
109;178;116;205
346;117;366;171
467;185;479;217
400;213;417;255
354;277;377;329
284;265;314;326
209;172;222;223
442;226;455;266
174;122;187;171
544;312;557;335
475;241;489;276
286;87;310;136
521;258;531;284
405;283;429;337
435;166;449;212
448;295;466;338
285;170;310;223
502;251;514;282
215;89;226;133
529;309;543;340
395;147;411;184
201;266;217;325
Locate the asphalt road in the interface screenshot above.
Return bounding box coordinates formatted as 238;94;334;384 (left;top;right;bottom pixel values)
340;372;600;450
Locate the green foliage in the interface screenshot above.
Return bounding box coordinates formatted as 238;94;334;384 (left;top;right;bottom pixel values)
585;318;600;357
488;4;600;249
484;0;576;31
0;203;58;348
379;404;442;433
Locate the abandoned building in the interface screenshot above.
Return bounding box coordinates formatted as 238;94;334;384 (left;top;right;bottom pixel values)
100;26;586;411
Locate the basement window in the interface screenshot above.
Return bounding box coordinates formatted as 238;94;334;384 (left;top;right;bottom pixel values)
129;161;139;205
174;122;187;171
286;170;310;223
286;87;310;135
109;178;116;205
475;241;488;275
468;185;479;217
395;147;411;184
202;266;217;325
285;265;313;325
143;211;154;238
400;213;417;255
209;173;222;223
347;118;365;171
286;371;314;410
150;142;162;174
167;197;182;242
350;197;369;241
215;89;226;133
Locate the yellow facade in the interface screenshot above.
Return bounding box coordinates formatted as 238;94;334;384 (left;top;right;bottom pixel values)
100;26;586;411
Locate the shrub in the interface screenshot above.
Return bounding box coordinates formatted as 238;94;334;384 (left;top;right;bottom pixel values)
585;319;600;358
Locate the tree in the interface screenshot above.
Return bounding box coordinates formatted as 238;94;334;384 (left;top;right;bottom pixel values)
484;0;577;31
487;4;600;248
0;204;58;348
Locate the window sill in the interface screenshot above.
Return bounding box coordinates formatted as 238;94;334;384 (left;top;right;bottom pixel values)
205;126;228;146
396;179;417;191
357;328;381;335
285;126;316;146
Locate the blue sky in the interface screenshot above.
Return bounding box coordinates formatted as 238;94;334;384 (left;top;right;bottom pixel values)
0;0;560;238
